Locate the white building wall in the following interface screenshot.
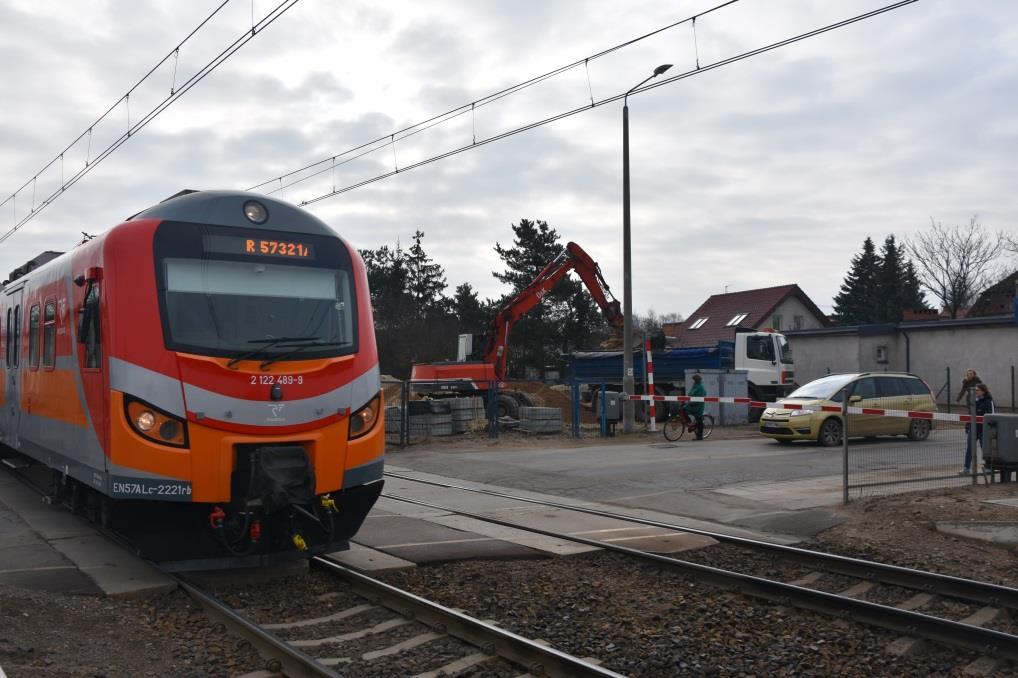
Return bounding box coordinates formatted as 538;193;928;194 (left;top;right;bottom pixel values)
787;322;1018;410
768;297;826;332
786;334;861;385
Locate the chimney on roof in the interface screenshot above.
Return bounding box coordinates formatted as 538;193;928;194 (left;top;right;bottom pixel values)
902;308;938;322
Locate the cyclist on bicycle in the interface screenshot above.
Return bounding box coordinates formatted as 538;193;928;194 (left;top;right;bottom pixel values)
686;373;706;440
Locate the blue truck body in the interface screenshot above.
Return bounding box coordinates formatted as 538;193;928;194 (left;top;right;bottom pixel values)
567;341;735;385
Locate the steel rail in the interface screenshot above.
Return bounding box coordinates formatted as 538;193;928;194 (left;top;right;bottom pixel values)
385;471;1018;608
380;490;1018;661
311;556;624;678
175;577;338;678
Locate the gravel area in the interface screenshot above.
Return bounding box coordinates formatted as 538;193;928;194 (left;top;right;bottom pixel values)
5;479;1018;676
379;551;985;676
0;586;265;677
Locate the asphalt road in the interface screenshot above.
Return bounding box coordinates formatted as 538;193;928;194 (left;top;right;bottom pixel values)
389;427;975;536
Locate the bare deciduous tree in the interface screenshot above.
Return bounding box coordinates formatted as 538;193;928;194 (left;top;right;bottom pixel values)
1003;231;1018;259
905;216;1004;319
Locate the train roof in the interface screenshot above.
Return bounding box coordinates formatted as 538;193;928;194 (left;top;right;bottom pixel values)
129;190;337;237
3;250;65;287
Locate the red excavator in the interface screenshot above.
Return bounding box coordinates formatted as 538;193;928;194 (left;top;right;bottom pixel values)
410;241;624;417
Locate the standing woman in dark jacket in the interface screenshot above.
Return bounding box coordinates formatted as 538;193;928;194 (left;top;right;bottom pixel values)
956;369;981;404
961;383;995;474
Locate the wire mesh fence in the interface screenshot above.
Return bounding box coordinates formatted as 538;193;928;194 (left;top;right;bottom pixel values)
381;378;655;446
843;392;1017;501
843;418;977;500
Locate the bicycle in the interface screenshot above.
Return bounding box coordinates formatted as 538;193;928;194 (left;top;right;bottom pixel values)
662;407;714;442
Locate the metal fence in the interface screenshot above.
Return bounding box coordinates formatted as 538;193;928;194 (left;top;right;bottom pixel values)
842;389;1008;502
383;379;586;447
381;378;675;446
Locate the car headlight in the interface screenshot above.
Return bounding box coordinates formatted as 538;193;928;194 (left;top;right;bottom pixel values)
349;394;381;439
789;409;815;417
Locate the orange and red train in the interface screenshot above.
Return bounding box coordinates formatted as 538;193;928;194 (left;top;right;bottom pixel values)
0;190;384;569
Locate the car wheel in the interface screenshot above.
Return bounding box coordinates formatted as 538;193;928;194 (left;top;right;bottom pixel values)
817;417;843;447
908;418;931;441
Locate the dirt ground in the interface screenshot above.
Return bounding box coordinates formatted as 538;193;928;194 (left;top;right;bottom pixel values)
815;482;1018;587
4;435;1018;676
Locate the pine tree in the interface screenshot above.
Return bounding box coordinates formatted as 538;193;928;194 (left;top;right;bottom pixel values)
360;237;457;376
492;219;609;377
877;235;930;321
493;219;562;291
833;237;881;325
406;230;447;314
901;260;928;312
452;282;490;333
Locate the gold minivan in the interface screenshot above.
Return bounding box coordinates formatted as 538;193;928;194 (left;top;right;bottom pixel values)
758;372;937;446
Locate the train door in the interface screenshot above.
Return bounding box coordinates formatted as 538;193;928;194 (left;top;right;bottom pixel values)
4;287;24;448
78;279;109;466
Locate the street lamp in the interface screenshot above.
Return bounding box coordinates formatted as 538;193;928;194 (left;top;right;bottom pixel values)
622;63;671;434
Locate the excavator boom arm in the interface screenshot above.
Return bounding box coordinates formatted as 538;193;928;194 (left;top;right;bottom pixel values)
484;242;623;379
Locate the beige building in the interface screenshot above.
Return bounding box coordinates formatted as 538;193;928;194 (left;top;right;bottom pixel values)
786;314;1017;411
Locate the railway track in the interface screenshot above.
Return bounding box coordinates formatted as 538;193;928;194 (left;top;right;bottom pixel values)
178;558;621;677
2;461;616;676
383;470;1018;667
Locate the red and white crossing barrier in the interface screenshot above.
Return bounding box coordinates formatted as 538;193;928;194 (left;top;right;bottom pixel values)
645;338;656;432
625;393;986;424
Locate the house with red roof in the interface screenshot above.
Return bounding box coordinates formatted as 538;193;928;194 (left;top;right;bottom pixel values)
663;284;831;347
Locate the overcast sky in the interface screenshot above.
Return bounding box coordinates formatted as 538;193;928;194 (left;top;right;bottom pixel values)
2;0;1017;321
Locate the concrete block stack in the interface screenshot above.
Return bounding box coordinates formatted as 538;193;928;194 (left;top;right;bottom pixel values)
428;400;453;436
519;406;563;434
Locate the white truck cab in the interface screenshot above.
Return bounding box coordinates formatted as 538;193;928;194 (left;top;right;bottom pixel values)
733;329;794;401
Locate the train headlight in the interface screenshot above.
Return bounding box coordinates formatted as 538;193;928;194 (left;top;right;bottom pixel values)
135;411;157;431
126;397;188;448
348;394;381;439
159;420;181;440
243;200;268;224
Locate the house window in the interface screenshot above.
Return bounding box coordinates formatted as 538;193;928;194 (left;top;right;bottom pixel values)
771;314;782;330
725;313;748;327
689;317;709;330
793;315;803;330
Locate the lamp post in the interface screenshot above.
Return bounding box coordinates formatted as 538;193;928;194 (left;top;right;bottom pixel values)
622;63;672;434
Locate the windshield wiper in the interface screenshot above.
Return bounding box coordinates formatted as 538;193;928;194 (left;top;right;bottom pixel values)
259;341;345;370
226;336;321;369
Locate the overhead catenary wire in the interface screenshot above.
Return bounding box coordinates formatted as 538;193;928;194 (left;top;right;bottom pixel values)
246;0;746;195
0;0;304;246
1;0;231;215
264;0;919;209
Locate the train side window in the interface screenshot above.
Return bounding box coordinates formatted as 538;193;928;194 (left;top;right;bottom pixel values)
43;301;56;368
81;284;101;369
4;307;10;367
28;304;40;368
12;305;20;368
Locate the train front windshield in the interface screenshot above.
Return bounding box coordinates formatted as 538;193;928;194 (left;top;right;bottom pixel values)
154;223;357;360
